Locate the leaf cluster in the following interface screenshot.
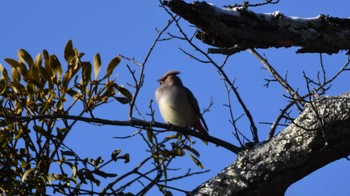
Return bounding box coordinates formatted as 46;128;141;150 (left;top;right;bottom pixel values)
0;40;132;195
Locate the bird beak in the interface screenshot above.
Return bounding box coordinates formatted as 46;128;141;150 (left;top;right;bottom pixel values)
157;79;161;84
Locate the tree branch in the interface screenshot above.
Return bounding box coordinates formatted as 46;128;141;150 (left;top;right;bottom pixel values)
1;114;241;154
163;0;350;54
191;92;350;195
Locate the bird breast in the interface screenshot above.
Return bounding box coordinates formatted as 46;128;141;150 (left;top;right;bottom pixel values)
156;85;197;127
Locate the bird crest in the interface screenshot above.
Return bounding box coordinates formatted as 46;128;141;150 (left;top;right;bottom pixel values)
159;70;181;82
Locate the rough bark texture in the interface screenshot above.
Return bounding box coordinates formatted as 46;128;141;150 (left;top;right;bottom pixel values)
191;93;350;195
164;0;350;54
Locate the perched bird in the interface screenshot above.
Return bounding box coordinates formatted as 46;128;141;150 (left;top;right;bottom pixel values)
155;70;209;135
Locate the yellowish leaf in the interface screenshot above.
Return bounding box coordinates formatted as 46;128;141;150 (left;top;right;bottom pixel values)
18;49;33;67
94;53;101;79
64;40;75;62
4;58;20;68
189;154;203;169
34;53;42;68
104;56;121;79
117;85;132;103
22;168;34;183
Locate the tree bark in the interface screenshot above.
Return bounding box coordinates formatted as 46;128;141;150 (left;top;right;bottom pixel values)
190;93;350;195
163;0;350;55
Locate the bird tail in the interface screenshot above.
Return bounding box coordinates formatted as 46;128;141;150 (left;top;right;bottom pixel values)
193;121;209;145
194;121;209;135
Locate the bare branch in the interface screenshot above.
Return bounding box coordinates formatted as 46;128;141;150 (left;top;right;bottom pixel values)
2;114;241;154
267;100;296;140
249;48;301;101
128;18;175;119
223;77;248;146
201;97;214;116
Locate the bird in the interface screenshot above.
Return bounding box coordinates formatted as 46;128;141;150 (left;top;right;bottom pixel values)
155;70;209;135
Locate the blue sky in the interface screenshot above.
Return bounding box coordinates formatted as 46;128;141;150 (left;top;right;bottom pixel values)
1;0;350;195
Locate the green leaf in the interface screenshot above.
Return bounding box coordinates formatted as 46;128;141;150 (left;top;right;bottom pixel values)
49;55;61;78
62;70;72;90
104;56;121;79
5;59;28;80
94;53;101;79
18;62;29;80
22;168;34;182
27;78;42;89
0;66;8;94
4;58;20;68
93;170;118;178
1;66;9;81
164;191;173;196
163;163;168;183
84;170;100;186
26;83;35;95
147;130;154;144
115;97;129;104
189;154;203;169
56;97;66;110
120;153;130;163
64;40;75;62
42;50;49;65
175;148;184;156
94;156;103;167
11;67;20;82
34;53;42;68
0;80;7;95
61;150;75;157
184;145;200;157
56;127;69;138
67;88;79;98
18;49;34;67
33;125;48;137
44;174;52;185
82;62;92;84
29;64;40;85
117;86;132;103
56;60;63;79
11;82;25;94
63;161;77;178
39;65;51;81
165;134;178;140
111;149;121;161
77;171;88;185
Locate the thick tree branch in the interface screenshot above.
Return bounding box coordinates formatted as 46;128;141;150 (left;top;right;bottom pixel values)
163;0;350;54
1;114;241;154
191;92;350;195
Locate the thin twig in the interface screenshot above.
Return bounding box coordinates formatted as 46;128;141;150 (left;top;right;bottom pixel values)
224;0;280;9
128;18;175;120
267;100;296;140
222;76;247;146
249;48;301;102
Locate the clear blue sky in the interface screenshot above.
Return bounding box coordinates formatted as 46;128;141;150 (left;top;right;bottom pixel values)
1;0;350;195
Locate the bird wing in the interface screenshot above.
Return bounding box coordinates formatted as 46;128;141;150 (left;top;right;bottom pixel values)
184;87;209;132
